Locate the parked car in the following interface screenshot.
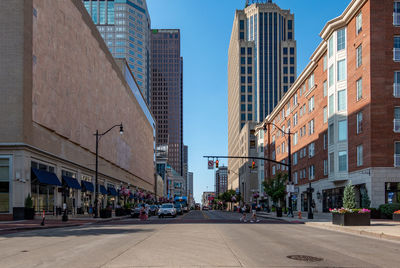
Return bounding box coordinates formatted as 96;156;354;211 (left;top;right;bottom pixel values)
149;205;159;216
202;206;209;211
174;204;183;215
158;203;177;218
131;203;148;218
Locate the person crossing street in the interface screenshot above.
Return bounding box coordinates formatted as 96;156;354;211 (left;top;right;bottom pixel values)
250;202;260;223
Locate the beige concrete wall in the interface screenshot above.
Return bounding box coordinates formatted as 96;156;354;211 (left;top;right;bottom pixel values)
27;0;154;190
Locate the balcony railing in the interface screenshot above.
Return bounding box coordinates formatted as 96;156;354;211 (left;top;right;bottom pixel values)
394;48;400;62
395;154;400;167
394;13;400;26
394;119;400;132
394;83;400;98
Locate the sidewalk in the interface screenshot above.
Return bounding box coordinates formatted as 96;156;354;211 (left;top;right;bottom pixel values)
257;211;400;243
0;215;130;235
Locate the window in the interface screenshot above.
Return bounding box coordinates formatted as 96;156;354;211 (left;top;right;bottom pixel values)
395;107;400;132
308;143;315;158
357;78;362;101
248;114;252;120
308;96;314;112
293;93;298;106
293;152;298;165
337;90;347;111
241;95;245;102
329;65;334;87
293;132;298;146
329;152;335;174
241;57;245;64
282;142;285;153
309;165;315;180
323;55;327;71
308;119;314;135
357;112;363;134
248;67;252;74
329;94;334;116
241;86;245;93
308;73;315;90
337;59;346;81
241;104;245;111
248;95;252;102
247;47;252;55
248;76;252;83
323;80;327;97
395;2;400;26
324;106;328;123
241;67;245;74
356;13;362;34
357;145;363;166
329;123;334;145
248;57;252;64
338;151;348;172
0;158;10;213
328;37;333;58
293;172;298;184
356;45;362;68
395;142;400;167
241;114;245;121
293;113;298;126
338;119;347;141
324;159;328;176
337;28;346;51
241;76;245;84
324;133;328;150
394;37;400;61
240;20;244;30
248;104;252;111
241;47;245;55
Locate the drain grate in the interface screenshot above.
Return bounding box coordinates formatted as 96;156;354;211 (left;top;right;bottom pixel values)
287;255;323;262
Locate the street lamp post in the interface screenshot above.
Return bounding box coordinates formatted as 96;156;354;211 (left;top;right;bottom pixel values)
265;123;294;217
94;123;124;218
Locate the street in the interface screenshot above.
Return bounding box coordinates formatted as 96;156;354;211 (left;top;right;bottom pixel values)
0;210;398;267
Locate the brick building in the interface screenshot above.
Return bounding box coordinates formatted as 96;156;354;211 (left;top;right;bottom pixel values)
256;0;400;212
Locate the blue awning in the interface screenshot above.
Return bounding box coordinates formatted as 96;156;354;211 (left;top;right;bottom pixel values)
81;180;94;192
108;187;118;196
62;175;81;190
99;185;108;195
31;168;62;186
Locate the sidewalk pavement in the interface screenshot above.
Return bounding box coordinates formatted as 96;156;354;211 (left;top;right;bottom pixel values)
0;215;130;235
257;211;400;243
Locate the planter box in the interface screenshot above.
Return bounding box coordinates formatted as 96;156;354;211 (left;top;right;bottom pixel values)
24;208;35;220
276;207;282;217
13;207;25;221
332;213;370;226
100;209;112;218
115;208;125;216
393;214;400;221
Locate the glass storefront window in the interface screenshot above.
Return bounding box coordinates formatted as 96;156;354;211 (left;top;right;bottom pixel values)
385;182;400;204
0;158;10;213
31;161;56;213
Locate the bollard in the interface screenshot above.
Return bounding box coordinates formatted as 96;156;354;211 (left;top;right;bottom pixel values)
41;210;45;226
298;211;302;219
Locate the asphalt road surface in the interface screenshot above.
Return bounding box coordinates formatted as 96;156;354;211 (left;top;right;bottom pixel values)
0;210;398;267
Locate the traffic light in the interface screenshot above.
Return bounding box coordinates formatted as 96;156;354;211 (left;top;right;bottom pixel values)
215;159;219;168
251;161;255;169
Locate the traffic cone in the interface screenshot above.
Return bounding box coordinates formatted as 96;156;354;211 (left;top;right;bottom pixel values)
41;210;45;226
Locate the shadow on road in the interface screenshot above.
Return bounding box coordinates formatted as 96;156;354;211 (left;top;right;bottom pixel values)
1;226;154;238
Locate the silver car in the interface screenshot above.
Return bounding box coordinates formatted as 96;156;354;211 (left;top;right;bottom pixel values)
158;203;177;218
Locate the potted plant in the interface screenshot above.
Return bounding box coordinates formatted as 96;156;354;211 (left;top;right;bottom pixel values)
379;203;400;219
330;183;371;226
24;194;35;220
100;207;112;218
393;210;400;221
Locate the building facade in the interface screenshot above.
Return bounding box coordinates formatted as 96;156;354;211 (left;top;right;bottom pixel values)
82;0;152;105
202;192;215;207
188;172;194;206
0;0;155;220
228;0;297;191
257;0;400;212
165;165;185;199
151;29;184;176
215;166;228;197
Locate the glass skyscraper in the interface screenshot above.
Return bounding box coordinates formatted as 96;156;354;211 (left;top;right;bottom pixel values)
228;0;297;190
83;0;151;105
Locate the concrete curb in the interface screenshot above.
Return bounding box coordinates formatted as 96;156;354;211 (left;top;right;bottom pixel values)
305;222;400;243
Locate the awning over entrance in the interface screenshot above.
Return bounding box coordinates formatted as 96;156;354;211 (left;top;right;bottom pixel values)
99;185;108;195
31;168;62;186
81;180;94;192
108;187;118;196
62;175;82;190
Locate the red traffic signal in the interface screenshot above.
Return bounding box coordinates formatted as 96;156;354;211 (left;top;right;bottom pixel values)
251;161;255;169
215;160;219;168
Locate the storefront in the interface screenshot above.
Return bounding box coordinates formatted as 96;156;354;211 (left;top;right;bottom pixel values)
385;182;400;204
0;157;11;214
107;184;118;209
61;170;81;215
322;187;344;212
99;184;108;208
301;192;308;212
81;175;94;214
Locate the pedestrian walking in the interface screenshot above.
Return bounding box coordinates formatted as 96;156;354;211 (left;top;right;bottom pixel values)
239;203;247;222
250;202;260;223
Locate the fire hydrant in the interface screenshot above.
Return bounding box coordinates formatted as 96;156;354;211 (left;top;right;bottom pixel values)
298;211;302;219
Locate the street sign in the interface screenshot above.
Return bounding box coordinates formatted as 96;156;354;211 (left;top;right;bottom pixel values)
208;160;214;169
286;184;295;193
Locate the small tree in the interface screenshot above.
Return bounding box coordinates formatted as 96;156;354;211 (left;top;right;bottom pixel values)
361;191;371;208
262;173;287;207
343;183;356;209
25;194;33;208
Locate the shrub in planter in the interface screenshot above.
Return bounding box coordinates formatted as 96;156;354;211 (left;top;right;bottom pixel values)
393;210;400;221
378;204;400;219
115;207;125;216
24;194;35;220
100;208;112;218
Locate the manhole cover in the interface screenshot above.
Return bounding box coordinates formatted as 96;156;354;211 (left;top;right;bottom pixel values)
287;255;323;262
21;250;29;253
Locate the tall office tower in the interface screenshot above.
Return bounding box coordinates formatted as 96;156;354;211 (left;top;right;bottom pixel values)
183;145;188;194
228;0;296;190
151;29;183;176
215;166;228;197
188;172;194;205
83;0;152;105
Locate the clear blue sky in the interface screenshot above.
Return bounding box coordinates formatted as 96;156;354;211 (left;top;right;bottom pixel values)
147;0;350;203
